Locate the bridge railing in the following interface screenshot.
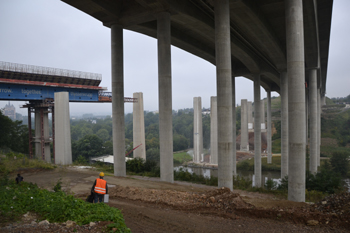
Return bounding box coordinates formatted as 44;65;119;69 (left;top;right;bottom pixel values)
0;61;102;80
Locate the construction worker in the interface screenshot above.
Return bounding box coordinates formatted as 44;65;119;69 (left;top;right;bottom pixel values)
91;172;108;203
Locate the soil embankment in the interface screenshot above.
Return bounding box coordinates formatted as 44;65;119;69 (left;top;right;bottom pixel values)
4;166;350;233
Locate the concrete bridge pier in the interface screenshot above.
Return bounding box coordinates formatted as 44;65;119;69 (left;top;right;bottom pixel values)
215;0;233;190
210;96;218;165
232;75;236;176
317;89;321;167
133;92;146;160
261;99;265;130
34;108;51;162
286;0;306;202
54;92;72;165
267;91;272;164
158;12;174;183
305;88;309;146
254;74;262;188
240;99;249;152
193;97;203;163
309;69;318;174
280;72;288;178
111;24;126;177
248;101;253;130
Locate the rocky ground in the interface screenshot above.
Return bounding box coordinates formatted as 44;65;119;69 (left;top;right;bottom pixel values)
1;167;350;233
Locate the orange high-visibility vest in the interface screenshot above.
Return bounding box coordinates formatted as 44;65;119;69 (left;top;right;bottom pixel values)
94;178;107;194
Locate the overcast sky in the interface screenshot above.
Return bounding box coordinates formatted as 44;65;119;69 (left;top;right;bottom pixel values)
0;0;349;116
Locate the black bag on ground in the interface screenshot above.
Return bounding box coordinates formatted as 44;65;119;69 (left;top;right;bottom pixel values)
86;192;94;203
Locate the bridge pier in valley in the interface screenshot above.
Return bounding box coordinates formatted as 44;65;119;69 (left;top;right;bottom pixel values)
133;92;146;160
193;97;203;163
254;74;262;188
158;12;174;183
286;0;306;202
210;96;218;165
54;92;72;165
240;99;249;152
215;0;233;190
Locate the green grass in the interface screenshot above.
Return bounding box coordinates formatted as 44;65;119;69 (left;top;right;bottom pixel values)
237;156;282;172
272;138;281;153
0;179;130;232
0;154;56;174
320;145;350;157
173;152;192;165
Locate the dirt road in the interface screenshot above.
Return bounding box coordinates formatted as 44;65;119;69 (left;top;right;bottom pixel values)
11;166;350;233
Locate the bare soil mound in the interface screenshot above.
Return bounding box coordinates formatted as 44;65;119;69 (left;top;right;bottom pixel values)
4;167;350;233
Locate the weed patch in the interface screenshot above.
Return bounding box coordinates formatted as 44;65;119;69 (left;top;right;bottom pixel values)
0;180;130;232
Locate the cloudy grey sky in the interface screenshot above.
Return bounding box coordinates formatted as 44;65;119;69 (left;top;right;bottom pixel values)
0;0;349;115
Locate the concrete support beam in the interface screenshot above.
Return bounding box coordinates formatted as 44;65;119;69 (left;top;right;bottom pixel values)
158;12;173;183
34;109;50;162
215;0;233;190
111;24;126;176
193;97;203;163
43;110;50;163
267;91;272;163
309;69;318;174
34;109;41;159
261;99;265;129
305;88;309;145
286;0;306;202
281;72;288;178
133;92;146;160
240;99;249;151
54;92;72;165
210;96;218;165
248;101;253;130
317;89;321;167
254;74;262;188
232;75;236;176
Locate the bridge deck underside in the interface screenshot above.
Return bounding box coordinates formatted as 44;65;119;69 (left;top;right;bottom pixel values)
61;0;332;94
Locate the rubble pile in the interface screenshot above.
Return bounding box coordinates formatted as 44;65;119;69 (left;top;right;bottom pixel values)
109;186;252;211
311;192;350;216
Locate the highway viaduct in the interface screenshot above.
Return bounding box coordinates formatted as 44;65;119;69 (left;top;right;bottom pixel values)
60;0;333;202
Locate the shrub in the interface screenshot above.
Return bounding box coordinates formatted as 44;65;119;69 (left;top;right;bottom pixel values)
233;175;252;190
330;151;350;177
0;182;130;232
265;178;277;190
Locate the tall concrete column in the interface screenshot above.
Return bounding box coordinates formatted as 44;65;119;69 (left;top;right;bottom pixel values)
254;74;262;188
232;75;237;176
193;97;203;163
133;92;146;160
215;0;233;190
210;96;218;165
34;109;41;159
240;99;249;151
317;89;321;167
309;69;318;174
281;72;288;178
111;24;126;176
248;101;253;130
157;12;173;183
261;99;265;129
267;91;272;163
54;92;72;165
305;88;309;145
34;108;50;162
321;95;326;106
286;0;306;202
43;110;51;163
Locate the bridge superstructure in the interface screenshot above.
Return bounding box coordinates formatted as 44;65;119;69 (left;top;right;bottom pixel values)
0;61;136;161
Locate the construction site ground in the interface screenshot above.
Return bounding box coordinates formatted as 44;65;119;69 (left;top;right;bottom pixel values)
4;166;350;233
